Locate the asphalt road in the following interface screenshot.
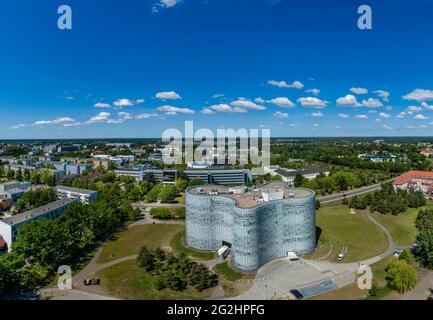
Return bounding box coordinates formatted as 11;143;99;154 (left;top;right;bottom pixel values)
317;182;388;204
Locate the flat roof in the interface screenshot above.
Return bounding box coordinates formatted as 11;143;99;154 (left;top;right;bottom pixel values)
55;185;98;195
188;182;313;208
1;198;76;226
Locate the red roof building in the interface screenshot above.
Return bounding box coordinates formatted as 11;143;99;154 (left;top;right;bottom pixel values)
393;170;433;194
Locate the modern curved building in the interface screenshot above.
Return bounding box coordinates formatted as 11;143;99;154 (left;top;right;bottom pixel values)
185;182;316;271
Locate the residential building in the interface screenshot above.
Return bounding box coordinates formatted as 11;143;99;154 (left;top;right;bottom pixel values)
0;181;32;200
57;145;80;153
420;148;433;158
358;152;397;163
53;162;93;176
55;185;98;204
0;199;76;251
393;170;433;196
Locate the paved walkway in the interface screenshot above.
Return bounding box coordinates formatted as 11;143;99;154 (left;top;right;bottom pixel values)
232;210;397;300
402;271;433;300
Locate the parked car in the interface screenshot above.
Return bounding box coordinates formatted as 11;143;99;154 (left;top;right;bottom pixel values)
290;289;304;300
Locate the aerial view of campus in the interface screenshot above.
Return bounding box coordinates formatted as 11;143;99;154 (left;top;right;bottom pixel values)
1;0;432;316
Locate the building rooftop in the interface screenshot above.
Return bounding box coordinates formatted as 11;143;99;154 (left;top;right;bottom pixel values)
394;170;433;185
55;185;98;195
188;181;314;208
1;198;76;226
275;166;328;178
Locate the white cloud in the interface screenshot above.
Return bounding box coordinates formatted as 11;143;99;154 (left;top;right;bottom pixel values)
305;88;320;96
361;98;383;108
273;111;289;119
231;98;266;110
212;93;225;99
210;104;246;113
113;99;134;108
135;113;160;119
158;105;195;115
311;111;324;117
403;89;433;102
201;108;216;115
355;114;368;119
11;124;27;129
336;94;362;107
379;112;391;119
87;112;111;124
414;114;428;120
396;112;407;119
338;113;349;118
350;87;368;95
152;0;182;13
383;125;394;130
407;125;428;129
268;97;295;108
289;124;299;127
267;80;304;89
94;102;111;108
255;97;266;104
135;99;145;104
155;91;182;100
407;105;423;113
421;102;433;111
33;117;75;126
374;90;390;102
297;97;328;109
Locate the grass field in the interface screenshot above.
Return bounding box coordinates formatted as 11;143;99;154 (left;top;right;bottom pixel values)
97;224;184;264
170;230;217;260
213;261;244;282
370;202;433;247
212;260;255;298
96;259;212;300
316;203;388;262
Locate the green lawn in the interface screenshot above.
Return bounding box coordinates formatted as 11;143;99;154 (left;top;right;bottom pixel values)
170;230;217;260
370;203;433;247
213;261;244;282
98;224;184;264
96;259;212;300
316;204;388;262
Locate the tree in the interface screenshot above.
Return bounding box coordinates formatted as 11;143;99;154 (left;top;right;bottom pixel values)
188;179;204;187
174;179;188;192
158;185;178;203
386;259;417;293
294;173;304;187
398;250;412;265
146;183;163;203
137;246;155;272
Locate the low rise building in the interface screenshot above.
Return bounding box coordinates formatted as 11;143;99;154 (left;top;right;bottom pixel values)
184;168;252;185
274;167;330;184
0;199;76;251
0;181;32;200
393;170;433;195
420;148;433;158
55;185;98;204
115;167;178;183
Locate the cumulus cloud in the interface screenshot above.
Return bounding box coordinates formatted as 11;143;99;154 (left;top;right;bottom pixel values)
396;112;407;119
379;112;391;119
113;99;135;108
414;114;429;120
311;111;324;117
11;124;27;129
421;102;433;111
350;87;368;95
336;94;361;107
407;105;423;113
87;112;111;124
267;80;304;89
209;104;247;113
273;111;289;119
374;90;390;102
338;113;349;118
361;98;383;108
230;98;266;110
152;0;182;13
158;105;195;115
383;125;394;130
355;114;368;119
156;91;182;100
135;113;160;119
297;97;328;109
201;108;216;115
94;102;111;108
267;97;295;108
305;88;320;96
403;89;433;102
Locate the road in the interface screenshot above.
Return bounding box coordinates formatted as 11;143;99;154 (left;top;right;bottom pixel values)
318;182;391;204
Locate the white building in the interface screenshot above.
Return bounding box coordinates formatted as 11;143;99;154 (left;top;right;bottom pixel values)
0;181;32;200
274;167;330;184
55;185;98;204
0;199;76;252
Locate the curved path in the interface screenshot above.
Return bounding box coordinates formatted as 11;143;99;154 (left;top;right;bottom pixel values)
232;210;397;300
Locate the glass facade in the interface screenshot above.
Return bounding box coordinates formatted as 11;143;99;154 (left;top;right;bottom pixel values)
186;187;316;271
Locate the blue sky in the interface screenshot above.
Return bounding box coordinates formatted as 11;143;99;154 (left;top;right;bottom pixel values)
1;0;433;138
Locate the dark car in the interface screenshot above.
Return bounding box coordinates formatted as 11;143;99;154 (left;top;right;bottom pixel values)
290;289;304;300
